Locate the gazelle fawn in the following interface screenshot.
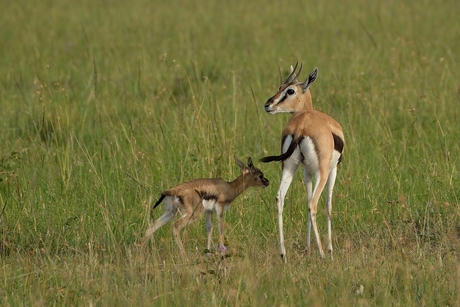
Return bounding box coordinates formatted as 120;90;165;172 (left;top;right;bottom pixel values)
143;156;269;256
261;64;345;262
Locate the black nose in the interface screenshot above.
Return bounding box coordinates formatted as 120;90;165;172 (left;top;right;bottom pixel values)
263;178;270;186
264;104;272;113
264;97;273;109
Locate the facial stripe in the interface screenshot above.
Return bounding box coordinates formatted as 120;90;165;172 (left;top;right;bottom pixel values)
271;84;298;106
277;86;296;103
277;93;288;104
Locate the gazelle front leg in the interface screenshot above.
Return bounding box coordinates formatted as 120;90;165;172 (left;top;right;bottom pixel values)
205;210;213;252
276;161;299;263
276;191;286;262
216;207;227;254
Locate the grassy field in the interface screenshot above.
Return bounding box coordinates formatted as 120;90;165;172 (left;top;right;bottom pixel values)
1;0;459;305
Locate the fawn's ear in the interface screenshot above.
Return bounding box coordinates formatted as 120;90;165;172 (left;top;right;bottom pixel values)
234;155;246;170
247;157;254;169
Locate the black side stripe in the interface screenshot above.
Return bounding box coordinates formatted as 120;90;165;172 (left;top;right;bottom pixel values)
332;133;344;164
260;135;301;163
195;190;218;201
332;133;344;153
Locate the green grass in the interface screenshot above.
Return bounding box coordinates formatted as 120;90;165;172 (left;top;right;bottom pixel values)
1;0;459;305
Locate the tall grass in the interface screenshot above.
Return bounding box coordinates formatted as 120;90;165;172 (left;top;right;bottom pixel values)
0;0;459;305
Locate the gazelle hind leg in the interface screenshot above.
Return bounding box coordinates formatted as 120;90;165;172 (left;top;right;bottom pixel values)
141;210;176;252
310;170;328;258
205;211;213;251
172;206;203;257
326;166;338;258
142;196;178;248
144;211;175;239
216;210;227;254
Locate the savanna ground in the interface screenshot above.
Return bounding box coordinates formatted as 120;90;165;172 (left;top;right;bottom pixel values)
1;0;459;305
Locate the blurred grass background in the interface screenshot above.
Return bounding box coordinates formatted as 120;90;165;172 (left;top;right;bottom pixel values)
0;0;459;305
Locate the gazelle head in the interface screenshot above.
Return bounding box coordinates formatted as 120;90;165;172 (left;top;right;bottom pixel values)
234;156;270;188
264;63;318;114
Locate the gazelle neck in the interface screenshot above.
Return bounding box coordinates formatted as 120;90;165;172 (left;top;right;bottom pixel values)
229;174;249;198
297;90;313;112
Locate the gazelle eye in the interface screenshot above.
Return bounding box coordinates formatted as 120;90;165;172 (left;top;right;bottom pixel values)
286;88;295;95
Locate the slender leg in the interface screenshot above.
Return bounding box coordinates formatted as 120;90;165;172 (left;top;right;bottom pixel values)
277;161;299;262
205;210;213;251
216;208;226;254
302;167;313;253
326;166;337;258
172;206;203;257
310;169;329;258
142;207;176;249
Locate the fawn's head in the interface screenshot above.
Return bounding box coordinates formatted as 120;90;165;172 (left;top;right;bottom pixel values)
234;156;269;188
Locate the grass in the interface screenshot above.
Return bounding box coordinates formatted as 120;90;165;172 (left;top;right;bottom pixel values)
1;0;459;305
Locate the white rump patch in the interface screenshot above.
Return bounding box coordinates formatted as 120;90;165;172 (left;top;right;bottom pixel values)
163;196;180;214
330;150;342;169
299;137;319;174
280;135;303;175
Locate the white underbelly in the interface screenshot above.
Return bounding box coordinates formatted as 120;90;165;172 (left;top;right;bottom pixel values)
202;199;230;215
202;198;218;211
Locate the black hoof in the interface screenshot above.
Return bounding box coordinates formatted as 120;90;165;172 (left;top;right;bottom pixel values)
280;254;287;263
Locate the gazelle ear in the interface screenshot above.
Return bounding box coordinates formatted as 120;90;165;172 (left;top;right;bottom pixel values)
234;155;246;170
301;67;318;91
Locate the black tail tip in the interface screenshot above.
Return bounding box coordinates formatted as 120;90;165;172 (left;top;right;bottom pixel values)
153;194;166;209
259;155;282;163
259;157;271;163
